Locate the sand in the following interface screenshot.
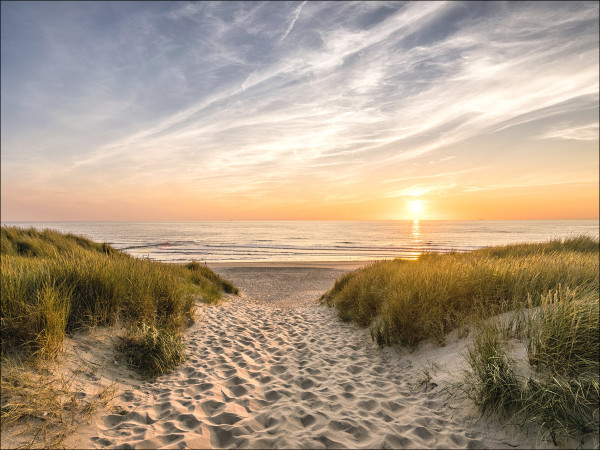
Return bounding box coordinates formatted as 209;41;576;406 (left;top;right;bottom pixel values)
5;261;579;448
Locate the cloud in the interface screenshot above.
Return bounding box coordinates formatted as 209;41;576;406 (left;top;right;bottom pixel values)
277;1;307;45
537;122;599;141
382;183;459;198
1;1;598;218
382;168;485;184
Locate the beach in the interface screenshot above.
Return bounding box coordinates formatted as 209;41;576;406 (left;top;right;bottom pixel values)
3;0;598;447
12;261;568;449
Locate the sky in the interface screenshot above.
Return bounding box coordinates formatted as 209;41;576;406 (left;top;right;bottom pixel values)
1;1;598;221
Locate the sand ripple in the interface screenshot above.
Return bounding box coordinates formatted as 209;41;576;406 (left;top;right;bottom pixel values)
88;288;535;449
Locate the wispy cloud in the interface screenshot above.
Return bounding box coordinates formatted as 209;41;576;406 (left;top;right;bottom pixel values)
382;183;459;198
277;1;307;45
382;168;485;184
1;1;598;219
537;122;599;141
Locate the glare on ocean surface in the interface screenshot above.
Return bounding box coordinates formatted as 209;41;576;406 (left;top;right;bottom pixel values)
408;219;422;260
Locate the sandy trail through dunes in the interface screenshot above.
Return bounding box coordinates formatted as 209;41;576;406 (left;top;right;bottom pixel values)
87;264;543;449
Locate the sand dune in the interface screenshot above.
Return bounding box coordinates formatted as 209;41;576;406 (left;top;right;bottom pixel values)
54;263;565;449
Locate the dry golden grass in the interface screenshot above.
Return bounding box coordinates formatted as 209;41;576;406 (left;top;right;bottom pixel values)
1;356;118;449
1;226;237;375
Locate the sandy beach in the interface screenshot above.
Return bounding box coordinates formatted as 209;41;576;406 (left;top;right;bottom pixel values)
8;261;570;449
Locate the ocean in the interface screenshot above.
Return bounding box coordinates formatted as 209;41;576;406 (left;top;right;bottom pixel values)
2;220;598;263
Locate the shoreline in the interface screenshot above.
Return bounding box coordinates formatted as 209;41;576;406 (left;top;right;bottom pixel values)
206;261;374;307
206;260;377;270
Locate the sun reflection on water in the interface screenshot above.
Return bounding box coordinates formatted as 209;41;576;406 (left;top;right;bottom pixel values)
407;219;422;260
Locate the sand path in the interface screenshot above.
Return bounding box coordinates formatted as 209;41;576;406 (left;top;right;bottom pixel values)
86;264;540;449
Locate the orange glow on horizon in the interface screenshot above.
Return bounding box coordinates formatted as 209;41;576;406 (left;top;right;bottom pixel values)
1;180;598;222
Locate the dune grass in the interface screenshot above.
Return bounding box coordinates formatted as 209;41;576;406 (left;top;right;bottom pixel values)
1;358;118;449
464;287;599;445
116;323;186;380
185;260;239;295
1;226;237;371
1;226;238;447
320;236;598;348
320;236;599;443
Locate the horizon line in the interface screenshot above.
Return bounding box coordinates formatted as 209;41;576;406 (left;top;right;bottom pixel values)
2;218;599;223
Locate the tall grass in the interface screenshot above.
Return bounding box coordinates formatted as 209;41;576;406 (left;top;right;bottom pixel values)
1;226;237;376
1;225;118;258
464;288;599;444
526;286;599;378
321;235;599;443
185;261;239;295
320;236;599;347
464;324;522;417
1;226;238;446
116;323;186;379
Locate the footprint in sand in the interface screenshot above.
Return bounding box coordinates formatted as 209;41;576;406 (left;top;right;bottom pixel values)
200;399;225;416
86;275;544;450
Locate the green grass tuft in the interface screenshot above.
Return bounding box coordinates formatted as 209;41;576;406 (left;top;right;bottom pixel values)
463;323;522;417
186;260;239;295
464;288;599;444
526;286;599;378
116;324;186;379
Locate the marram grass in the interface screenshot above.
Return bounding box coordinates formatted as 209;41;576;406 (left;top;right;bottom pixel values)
322;235;599;444
320;236;599;348
1;226;237;447
116;323;186;379
464;288;599;445
1;226;237;376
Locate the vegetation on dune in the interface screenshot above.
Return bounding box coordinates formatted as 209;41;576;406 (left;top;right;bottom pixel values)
321;236;599;443
0;358;118;449
320;236;599;347
185;260;239;295
1;226;238;447
463;287;599;445
116;323;186;380
1;226;237;373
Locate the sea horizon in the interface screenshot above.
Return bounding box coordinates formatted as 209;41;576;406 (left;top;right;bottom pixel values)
3;218;599;222
4;219;598;263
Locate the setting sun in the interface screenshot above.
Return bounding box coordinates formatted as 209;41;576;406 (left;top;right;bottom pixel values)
408;200;425;218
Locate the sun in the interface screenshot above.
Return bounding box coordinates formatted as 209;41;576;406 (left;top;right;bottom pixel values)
408;199;424;218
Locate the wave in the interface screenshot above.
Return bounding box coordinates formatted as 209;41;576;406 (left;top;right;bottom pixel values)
119;240;197;250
